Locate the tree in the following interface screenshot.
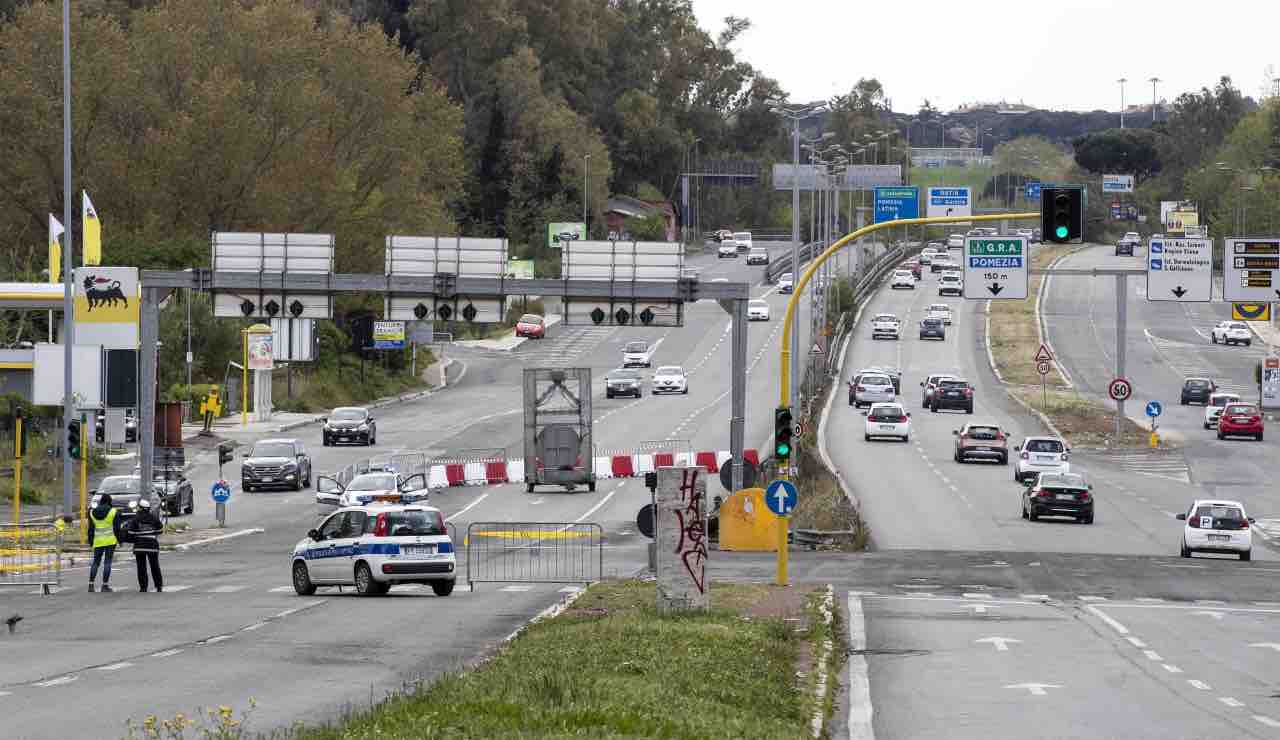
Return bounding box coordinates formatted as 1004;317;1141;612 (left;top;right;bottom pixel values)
1073;129;1163;182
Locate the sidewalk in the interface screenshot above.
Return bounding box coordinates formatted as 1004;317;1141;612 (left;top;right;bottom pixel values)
454;314;562;351
1248;319;1280;349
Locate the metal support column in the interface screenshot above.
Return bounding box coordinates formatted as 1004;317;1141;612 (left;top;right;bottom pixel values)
138;287;160;496
1115;274;1127;440
789;118;801;416
729;298;747;493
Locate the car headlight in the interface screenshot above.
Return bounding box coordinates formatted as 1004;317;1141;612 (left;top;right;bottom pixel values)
282;461;298;471
358;423;369;430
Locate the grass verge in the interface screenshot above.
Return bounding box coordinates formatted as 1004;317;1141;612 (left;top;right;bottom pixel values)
132;580;843;740
1010;387;1149;448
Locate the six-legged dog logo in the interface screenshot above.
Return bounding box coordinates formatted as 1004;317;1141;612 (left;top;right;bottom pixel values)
82;275;127;311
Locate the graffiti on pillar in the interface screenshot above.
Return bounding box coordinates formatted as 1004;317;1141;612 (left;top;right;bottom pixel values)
656;465;708;610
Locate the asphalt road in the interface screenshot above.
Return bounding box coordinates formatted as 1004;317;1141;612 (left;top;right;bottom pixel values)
0;239;839;739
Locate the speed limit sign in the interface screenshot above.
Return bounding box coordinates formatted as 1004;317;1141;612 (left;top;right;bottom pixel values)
1036;361;1052;376
1108;377;1133;402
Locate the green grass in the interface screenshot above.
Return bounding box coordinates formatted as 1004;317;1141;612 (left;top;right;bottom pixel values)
286;581;824;740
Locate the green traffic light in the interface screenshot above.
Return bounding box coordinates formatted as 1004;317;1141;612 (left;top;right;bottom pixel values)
776;443;790;456
1055;225;1069;239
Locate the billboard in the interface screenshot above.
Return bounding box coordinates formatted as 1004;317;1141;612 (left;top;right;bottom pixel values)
873;187;920;224
246;331;274;371
1160;201;1198;234
1103;174;1135;193
73;266;139;348
926;187;972;221
772;164;901;191
547;222;586;249
372;320;406;350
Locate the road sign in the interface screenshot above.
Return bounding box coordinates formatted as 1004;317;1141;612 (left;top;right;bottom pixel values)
926;187;972;220
1108;377;1133;402
1036;361;1051;376
793;421;807;437
1145;401;1163;418
1146;238;1212;302
1232;303;1271;321
211;480;231;503
809;342;823;355
964;237;1028;300
1025;182;1041;200
372;320;406;349
1224;238;1280;302
1103;174;1135;193
718;457;759;491
873;186;920;224
1034;344;1053;363
765;479;798;517
636;503;655;538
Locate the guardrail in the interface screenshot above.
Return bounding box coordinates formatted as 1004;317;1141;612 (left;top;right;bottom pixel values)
465;521;604;589
0;523;62;595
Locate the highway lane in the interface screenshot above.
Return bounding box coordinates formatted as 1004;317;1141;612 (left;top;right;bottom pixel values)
1043;245;1279;536
1;241;821;738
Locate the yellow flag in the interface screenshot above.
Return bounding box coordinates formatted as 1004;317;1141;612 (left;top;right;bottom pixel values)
82;191;102;266
49;214;64;283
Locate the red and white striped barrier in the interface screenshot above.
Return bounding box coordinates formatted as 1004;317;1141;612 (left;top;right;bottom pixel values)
421;449;759;491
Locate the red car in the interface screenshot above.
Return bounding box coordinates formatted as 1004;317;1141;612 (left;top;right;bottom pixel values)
1217;402;1263;441
900;260;922;280
514;314;545;339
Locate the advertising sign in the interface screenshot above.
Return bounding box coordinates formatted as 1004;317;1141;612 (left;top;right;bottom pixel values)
1160;201;1198;234
873;187;920;224
1103;174;1135;193
926;187;972;221
1224;238;1280;302
1263;356;1280;411
372;320;407;350
1146;238;1212;302
246;331;274;371
73;266;139;347
843;165;903;189
547;222;586;249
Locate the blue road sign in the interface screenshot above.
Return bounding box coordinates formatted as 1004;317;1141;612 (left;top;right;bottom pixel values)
211;480;232;503
1145;401;1163;418
765;479;798;517
873;186;920;224
1025;182;1042;200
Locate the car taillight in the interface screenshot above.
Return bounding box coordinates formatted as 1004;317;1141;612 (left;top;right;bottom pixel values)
856;386;865;392
897;416;908;423
964;388;973;397
1079;491;1091;501
1239;519;1251;530
1251;416;1261;423
1186;517;1199;529
996;432;1005;441
373;512;389;537
1036;490;1051;498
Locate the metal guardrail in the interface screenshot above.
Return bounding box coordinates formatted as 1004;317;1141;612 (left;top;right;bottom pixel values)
0;523;62;594
465;521;603;589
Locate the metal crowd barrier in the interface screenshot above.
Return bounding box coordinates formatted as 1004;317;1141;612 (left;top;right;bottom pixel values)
465;522;603;589
0;523;63;595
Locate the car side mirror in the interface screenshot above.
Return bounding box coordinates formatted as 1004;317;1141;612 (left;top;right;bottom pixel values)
860;411;868;417
1248;517;1256;524
320;417;327;423
951;430;959;435
919;382;925;387
906;412;911;418
1013;444;1021;451
1175;513;1186;521
308;528;322;541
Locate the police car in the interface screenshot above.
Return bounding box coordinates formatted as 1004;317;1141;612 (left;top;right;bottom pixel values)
315;471;428;507
291;503;456;596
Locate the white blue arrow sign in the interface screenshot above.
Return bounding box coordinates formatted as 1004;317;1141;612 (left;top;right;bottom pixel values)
765;479;798;517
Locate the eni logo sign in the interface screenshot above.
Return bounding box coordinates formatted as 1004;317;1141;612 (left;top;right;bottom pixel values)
1232;303;1271;321
82;275;128;311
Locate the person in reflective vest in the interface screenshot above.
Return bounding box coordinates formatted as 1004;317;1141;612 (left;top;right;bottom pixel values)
88;494;123;593
125;498;164;593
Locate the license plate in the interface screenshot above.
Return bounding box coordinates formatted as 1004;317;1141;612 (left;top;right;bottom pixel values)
1055;494;1075;501
401;545;436;556
879;425;895;430
1034;455;1054;462
261;477;273;482
1209;534;1230;542
976;446;992;451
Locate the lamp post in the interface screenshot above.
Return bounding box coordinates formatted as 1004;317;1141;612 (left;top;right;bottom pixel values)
583;153;591;231
1118;77;1128;129
59;0;75;512
1149;77;1161;123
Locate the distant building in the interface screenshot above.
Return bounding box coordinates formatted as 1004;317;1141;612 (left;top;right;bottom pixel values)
910;147;989;168
604;195;677;241
950;100;1037;115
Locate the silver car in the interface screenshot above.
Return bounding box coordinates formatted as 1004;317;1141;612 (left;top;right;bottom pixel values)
852;373;895;408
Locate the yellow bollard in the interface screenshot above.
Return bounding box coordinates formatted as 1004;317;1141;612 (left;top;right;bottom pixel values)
1150;430;1159;449
12;414;22;525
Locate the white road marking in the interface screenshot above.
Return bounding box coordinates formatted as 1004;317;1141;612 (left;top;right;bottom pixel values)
962;593;993;600
33;675;78;687
1078;595;1108;602
202;635;232;645
1019;594;1050;601
501;585;533;592
241;622;267;632
1191;610;1225;620
149;649;182;658
1249;642;1280;652
846;594;874;740
1133;597;1164;603
175;528;265;551
1253;716;1280;728
1004;683;1059;696
1219;697;1245;708
573;489;617;524
975;636;1021;652
1086;605;1130;635
164;585;191;592
94;662;133;671
269;586;293;593
1162;664;1183;673
1188;679;1211;691
1143;650;1163;661
1125;636;1147;648
444;493;490;522
0;690;9;697
1194;599;1226;606
206;585;245;593
559;586;581;594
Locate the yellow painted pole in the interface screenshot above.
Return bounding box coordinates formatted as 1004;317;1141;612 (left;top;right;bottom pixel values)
12;415;22;525
776;514;788;583
241;329;248;427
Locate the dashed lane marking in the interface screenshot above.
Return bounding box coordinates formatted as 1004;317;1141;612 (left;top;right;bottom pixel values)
1143;650;1163;661
1188;679;1211;691
500;585;532;593
149;649;182;658
206;585;245;594
1125;637;1147;648
94;662;132;671
1219;697;1245;708
1254;716;1280;728
32;675;77;688
1162;664;1183;674
200;635;233;645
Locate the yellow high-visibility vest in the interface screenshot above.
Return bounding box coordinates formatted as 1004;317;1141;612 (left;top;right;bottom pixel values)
91;508;118;548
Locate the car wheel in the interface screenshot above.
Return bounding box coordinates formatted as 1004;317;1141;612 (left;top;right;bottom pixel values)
965;405;974;414
1245;340;1252;347
1021;503;1029;520
183;495;194;515
354;562;386;596
369;435;376;446
526;483;535;493
1211;334;1217;344
294;477;303;492
1258;432;1264;441
322;436;329;447
1180;540;1191;558
1241;550;1252;561
243;483;253;493
902;435;909;443
1000;454;1008;465
432;579;456;596
304;471;311;488
1180;398;1188;406
1028;507;1039;521
1082;512;1094;524
292;561;317;596
1204;422;1211;430
1217;431;1225;440
930;403;937;413
682;387;688;394
588;481;597;492
954;450;962;463
606;392;613;399
865;433;872;442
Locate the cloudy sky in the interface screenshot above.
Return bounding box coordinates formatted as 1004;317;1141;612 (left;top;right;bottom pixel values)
691;0;1278;113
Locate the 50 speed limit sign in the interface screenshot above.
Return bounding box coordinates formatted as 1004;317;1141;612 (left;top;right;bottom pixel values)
1108;377;1133;402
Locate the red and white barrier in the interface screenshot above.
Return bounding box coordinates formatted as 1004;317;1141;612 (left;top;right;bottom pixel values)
506;459;525;482
633;453;655;475
485;460;508;484
610;454;634;478
594;457;614;479
463;461;487;485
428;465;449;489
445;463;465;487
695;451;718;473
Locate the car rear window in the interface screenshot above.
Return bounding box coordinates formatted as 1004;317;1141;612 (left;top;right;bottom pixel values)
965;426;1000;440
923;319;942;327
519;314;543;324
1192;505;1245;530
1186;380;1210;388
1025;439;1064;453
1227;322;1247;331
939;380;967;389
1209;395;1239;407
366;510;447;536
875;315;896;322
1225;404;1257;415
862;375;891;386
869;406;904;421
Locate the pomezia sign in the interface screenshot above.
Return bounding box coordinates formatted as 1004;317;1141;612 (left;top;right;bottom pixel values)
964;236;1028;300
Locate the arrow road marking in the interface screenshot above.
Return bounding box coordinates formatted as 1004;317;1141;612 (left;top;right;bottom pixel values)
1005;683;1060;696
975;637;1022;652
1192;610;1225;620
1249;643;1280;652
967;604;996;615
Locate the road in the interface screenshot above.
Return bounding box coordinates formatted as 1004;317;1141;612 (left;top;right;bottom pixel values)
810;241;1280;738
0;239;842;739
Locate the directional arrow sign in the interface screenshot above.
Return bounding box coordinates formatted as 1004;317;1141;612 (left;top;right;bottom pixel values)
1249;643;1280;652
975;637;1022;652
964;237;1028;300
1224;238;1280;302
1005;683;1060;696
1147;238;1212;302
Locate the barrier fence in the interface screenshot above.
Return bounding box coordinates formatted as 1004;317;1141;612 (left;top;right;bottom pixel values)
465;522;603;589
0;523;62;595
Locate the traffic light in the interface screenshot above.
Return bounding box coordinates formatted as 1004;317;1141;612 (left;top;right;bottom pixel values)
774;406;794;465
1041;187;1082;243
218;442;235;465
67;419;82;460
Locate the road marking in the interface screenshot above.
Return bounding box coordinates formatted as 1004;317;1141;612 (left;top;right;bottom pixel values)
241;622;266;632
1004;683;1059;696
94;662;133;671
558;586;581;594
269;586;293;593
962;592;993;600
33;675;78;687
573;489;617;524
1162;664;1183;674
164;585;191;593
1249;643;1280;652
1078;595;1108;602
1019;594;1049;601
1191;610;1225;620
846;594;874;740
1143;650;1163;661
207;585;245;593
175;528;265;551
968;604;992;615
0;690;9;697
501;585;533;592
202;635;232;645
149;649;182;658
444;493;490;523
1086;605;1130;635
1219;697;1245;708
1125;637;1147;648
1253;716;1280;728
1193;599;1226;606
1188;679;1211;691
1133;597;1164;603
975;637;1021;652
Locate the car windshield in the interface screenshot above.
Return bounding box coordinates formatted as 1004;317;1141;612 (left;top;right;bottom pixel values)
607;369;639;380
99;477;142;494
655;367;683;376
1225;322;1247;331
368;510;447;536
965;426;1000;440
347;474;399;492
251;443;297;457
519;314;542;325
331;409;365;421
1209;395;1239;408
1025;439;1065;453
625;342;648;353
780;273;793;281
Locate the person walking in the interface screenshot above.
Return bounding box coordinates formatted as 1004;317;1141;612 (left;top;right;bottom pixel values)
126;498;164;593
88;494;123;592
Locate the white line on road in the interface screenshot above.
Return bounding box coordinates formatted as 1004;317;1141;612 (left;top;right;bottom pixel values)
846;594;874;740
444;493;490;523
1143;650;1163;661
206;585;246;594
1020;594;1050;601
1219;697;1245;708
1133;597;1164;603
241;622;267;632
1086;605;1130;635
1078;595;1108;602
500;585;532;592
269;586;293;593
149;649;182;658
1004;683;1059;696
1125;637;1147;648
963;592;994;600
573;489;617;524
1162;664;1183;673
1188;680;1211;691
559;586;581;594
1253;716;1280;728
975;637;1021;652
175;528;265;551
202;635;232;645
33;675;77;687
94;662;133;671
164;585;191;593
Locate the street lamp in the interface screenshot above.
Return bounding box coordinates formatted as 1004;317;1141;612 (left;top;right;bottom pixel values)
1118;77;1128;129
583;153;591;230
1149;77;1161;123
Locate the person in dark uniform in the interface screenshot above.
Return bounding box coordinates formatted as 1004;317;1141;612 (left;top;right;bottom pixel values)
125;498;164;592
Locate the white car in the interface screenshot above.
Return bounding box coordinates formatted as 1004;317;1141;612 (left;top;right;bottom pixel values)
919;248;939;265
733;231;752;252
652;365;689;394
1177;499;1254;560
871;313;901;340
748;299;770;321
746;247;769;265
946;234;964;249
1015;228;1034;241
778;272;794;293
863;402;910;442
1204;392;1243;430
316;471;428;508
717;243;738;258
890;270;916;290
622;340;653;368
852;373;895;408
926;303;953;325
938;273;963;296
1211;321;1252;347
291;504;457;596
1013;436;1070;483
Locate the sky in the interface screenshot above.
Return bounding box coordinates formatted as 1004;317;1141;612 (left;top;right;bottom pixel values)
691;0;1279;114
